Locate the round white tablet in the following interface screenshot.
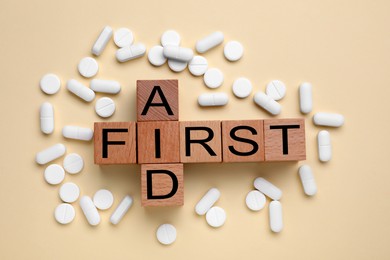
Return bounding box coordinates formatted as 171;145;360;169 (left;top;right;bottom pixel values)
44;164;65;185
78;57;99;78
156;224;176;245
266;80;286;101
204;68;224;88
224;41;244;61
232;77;252;98
188;56;208;76
54;203;75;224
63;153;84;174
168;59;187;72
206;206;226;228
114;28;134;48
148;46;167;66
93;189;114;210
40;74;61;95
59;182;80;203
95;97;115;118
161;30;181;47
245;190;266;211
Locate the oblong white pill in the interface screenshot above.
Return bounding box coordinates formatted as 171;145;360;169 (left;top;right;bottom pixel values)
204;68;223;88
232;77;252;98
36;143;66;165
188;56;208;76
40;73;61;95
195;188;220;215
224;41;243;61
318;130;332;162
66;79;95;102
63;153;84;174
245;190;266;211
299;82;312;114
92;25;113;56
299;165;317;196
54;203;75;225
95;97;115;118
80;196;101;226
254;177;282;201
253;92;281;115
90;79;121;94
269;201;283;233
206;206;226;228
40;102;54;134
116;43;146;62
93;189;114;210
156;224;176;245
266;80;286;101
163;45;193;62
59;182;80;203
78;57;99;78
168;59;187;72
114;28;134;48
62;126;93;141
196;31;224;53
110;195;133;225
44;164;65;185
313;113;344;127
161;30;181;47
148;46;167;66
198;93;228;107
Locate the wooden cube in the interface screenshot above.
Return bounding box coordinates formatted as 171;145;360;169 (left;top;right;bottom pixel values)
141;164;184;206
137;80;179;122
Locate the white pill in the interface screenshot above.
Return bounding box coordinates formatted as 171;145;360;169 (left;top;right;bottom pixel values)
224;41;244;61
195;188;220;215
80;196;100;226
40;74;61;94
148;46;167;66
299;165;317;196
114;28;134;48
206;206;226;228
92;25;113;56
232;77;252;98
54;203;75;225
163;45;193;62
78;57;98;78
44;164;65;185
36;143;66;165
188;56;208;76
95;97;115;118
59;182;80;203
198;93;229;107
161;30;181;47
299;82;312;114
110;195;133;225
245;190;266;211
93;189;114;210
204;68;223;88
196;31;224;53
63;153;84;174
66;79;95;102
116;43;146;62
313;113;344;127
254;177;282;201
253;92;281;115
90;79;121;94
318;130;332;162
156;224;176;245
266;80;286;101
62;126;93;141
269;201;283;233
40;102;54;134
168;59;187;72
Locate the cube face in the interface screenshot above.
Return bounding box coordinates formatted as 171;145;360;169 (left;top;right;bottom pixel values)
222;120;265;162
264;118;306;161
137;121;180;164
94;122;137;164
141;164;184;206
137;80;179;122
180;121;222;163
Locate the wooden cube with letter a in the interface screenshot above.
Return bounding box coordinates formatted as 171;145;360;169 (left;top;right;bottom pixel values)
263;118;306;161
137;80;178;122
141;164;184;206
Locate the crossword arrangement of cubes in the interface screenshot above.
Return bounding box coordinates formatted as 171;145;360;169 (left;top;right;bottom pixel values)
94;80;306;207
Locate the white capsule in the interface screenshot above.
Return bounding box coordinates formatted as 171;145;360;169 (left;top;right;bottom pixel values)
63;153;84;174
161;30;181;47
113;28;134;48
206;206;226;228
253;92;281;115
269;201;283;233
116;43;146;62
36;143;66;165
62;126;93;141
92;26;113;56
188;56;208;76
40;102;54;134
156;224;177;245
318;130;332;162
245;190;266;211
80;196;100;226
204;68;224;89
93;189;114;210
224;41;244;61
148;46;167;66
254;177;282;201
163;45;194;62
299;165;317;196
196;31;224;53
313;113;344;127
59;182;80;203
40;73;61;95
232;77;252;98
44;164;65;185
195;188;220;215
66;79;95;102
299;82;312;114
198;93;228;107
54;203;75;225
266;80;286;101
168;59;187;72
78;57;98;78
95;97;115;118
90;79;121;94
110;195;133;225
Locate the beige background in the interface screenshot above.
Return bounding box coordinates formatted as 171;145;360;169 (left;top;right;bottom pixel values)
0;0;389;259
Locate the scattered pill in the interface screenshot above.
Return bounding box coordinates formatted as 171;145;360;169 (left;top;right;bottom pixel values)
188;56;208;76
204;68;223;88
44;164;65;185
92;26;113;56
266;80;286;101
80;196;100;226
54;203;75;225
90;79;121;94
95;97;115;118
168;59;187;72
195;188;220;215
59;182;80;203
232;77;252;98
206;206;226;228
116;43;146;62
114;28;134;48
63;153;84;174
253;92;281;115
62;126;93;141
40;102;54;134
198;93;229;107
78;57;99;78
196;31;224;53
66;79;95;102
93;189;114;210
299;165;317;196
299;82;312;114
269;201;283;233
36;143;66;165
40;74;61;95
224;41;244;61
148;46;167;66
110;195;133;225
161;30;181;47
156;224;176;245
163;45;193;62
313;113;344;127
245;190;266;211
318;130;332;162
254;177;282;201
